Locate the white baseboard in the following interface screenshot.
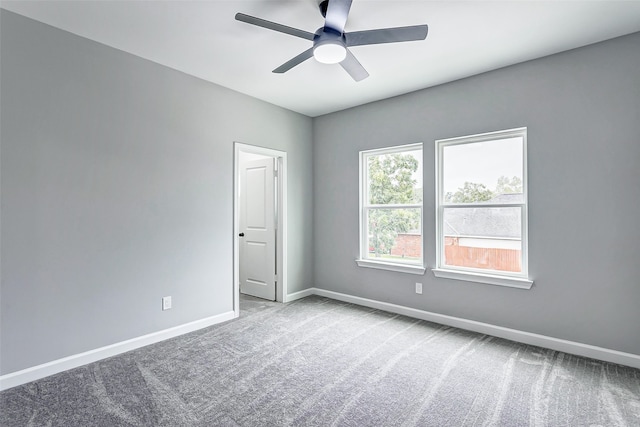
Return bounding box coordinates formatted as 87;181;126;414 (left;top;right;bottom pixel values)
311;288;640;370
285;288;315;302
4;288;639;391
0;310;236;391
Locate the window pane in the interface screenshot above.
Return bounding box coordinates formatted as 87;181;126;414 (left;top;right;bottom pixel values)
368;149;422;205
443;137;523;204
367;208;421;263
443;206;522;273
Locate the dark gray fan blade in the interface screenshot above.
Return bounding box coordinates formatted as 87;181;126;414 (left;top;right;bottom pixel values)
345;25;428;47
235;13;315;41
324;0;352;33
340;49;369;82
273;48;314;74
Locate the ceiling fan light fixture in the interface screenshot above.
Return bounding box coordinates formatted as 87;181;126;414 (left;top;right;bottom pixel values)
313;41;347;64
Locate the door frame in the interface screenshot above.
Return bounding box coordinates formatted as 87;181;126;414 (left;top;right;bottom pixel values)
233;142;287;315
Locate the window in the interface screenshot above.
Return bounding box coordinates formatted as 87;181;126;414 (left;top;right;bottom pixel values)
434;128;532;288
357;143;425;274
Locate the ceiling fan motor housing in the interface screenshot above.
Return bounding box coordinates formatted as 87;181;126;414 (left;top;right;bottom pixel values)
313;27;347;63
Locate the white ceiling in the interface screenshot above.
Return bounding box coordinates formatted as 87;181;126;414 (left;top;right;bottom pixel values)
3;1;640;117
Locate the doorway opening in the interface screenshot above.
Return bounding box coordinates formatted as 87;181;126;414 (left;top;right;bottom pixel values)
233;142;287;315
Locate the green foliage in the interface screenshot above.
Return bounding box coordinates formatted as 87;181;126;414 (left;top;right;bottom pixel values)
368;154;421;204
444;176;523;204
369;208;420;257
368;153;421;257
445;182;494;203
495;176;523;194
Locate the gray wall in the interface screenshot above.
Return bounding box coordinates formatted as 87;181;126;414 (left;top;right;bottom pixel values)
0;11;313;374
313;32;640;356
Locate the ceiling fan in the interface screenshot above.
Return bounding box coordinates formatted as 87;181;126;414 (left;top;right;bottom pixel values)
235;0;428;82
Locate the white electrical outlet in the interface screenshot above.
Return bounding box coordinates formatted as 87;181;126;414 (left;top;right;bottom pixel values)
415;283;423;294
162;296;172;311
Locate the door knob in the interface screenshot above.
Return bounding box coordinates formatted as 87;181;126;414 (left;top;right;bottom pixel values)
239;233;245;237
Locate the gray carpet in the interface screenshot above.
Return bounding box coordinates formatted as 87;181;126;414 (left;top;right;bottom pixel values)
1;295;639;426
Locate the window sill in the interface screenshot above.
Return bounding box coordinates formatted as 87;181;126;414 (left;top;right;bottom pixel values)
356;259;426;275
432;268;533;289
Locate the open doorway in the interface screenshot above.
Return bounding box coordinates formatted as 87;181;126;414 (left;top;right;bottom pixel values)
233;143;287;315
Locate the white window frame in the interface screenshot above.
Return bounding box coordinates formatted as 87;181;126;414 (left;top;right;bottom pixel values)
433;128;533;289
356;143;425;275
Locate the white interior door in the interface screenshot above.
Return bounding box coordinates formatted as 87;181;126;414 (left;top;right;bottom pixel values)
240;157;276;300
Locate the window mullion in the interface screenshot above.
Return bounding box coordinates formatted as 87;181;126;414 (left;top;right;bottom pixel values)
441;203;525;209
366;203;422;209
